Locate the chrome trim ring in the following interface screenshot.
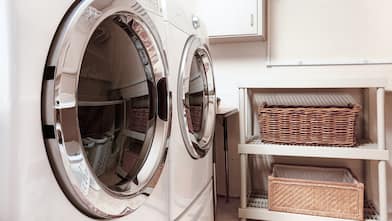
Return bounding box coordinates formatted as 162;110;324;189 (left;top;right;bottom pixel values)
41;0;170;218
177;35;216;159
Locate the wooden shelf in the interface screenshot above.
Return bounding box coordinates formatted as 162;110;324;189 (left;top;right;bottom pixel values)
122;129;145;141
238;195;379;221
78;100;124;107
237;77;386;89
238;138;389;161
238;86;388;221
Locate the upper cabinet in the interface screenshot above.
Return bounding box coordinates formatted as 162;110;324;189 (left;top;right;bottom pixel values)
195;0;265;40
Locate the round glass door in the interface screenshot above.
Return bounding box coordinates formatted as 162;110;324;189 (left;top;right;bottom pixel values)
178;36;216;159
78;14;157;194
41;0;169;219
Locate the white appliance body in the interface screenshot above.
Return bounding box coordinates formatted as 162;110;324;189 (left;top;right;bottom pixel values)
4;0;171;220
164;2;217;220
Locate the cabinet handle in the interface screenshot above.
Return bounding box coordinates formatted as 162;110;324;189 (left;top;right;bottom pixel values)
251;14;255;27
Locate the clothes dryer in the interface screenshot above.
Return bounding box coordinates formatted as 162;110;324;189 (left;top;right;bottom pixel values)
164;2;217;219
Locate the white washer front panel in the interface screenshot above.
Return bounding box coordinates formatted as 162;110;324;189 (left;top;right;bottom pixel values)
6;0;170;220
163;0;196;35
138;0;162;16
175;181;214;221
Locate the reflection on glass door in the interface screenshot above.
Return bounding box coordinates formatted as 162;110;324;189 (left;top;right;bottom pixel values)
77;15;155;193
186;54;206;135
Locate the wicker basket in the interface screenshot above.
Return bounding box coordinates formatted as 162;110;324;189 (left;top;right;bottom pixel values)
190;105;203;132
268;164;364;220
258;103;361;147
128;108;149;133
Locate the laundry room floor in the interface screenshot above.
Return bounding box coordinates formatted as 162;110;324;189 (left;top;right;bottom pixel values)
216;196;254;221
216;196;239;221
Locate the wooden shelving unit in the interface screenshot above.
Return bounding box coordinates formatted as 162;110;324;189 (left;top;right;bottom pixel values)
239;138;388;161
239;194;379;221
238;81;389;221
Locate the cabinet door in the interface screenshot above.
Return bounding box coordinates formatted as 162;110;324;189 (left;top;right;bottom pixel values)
196;0;258;37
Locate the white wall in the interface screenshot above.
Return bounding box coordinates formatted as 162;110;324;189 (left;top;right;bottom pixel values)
0;0;11;219
268;0;392;66
211;41;392;108
209;0;392;107
207;0;392;216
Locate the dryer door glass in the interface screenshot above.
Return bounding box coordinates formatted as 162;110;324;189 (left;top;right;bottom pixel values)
41;1;169;218
187;54;206;135
178;36;216;159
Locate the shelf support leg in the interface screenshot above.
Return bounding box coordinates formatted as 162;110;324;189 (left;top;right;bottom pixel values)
224;117;230;202
377;87;385;150
378;160;388;221
240;153;248;221
239;88;248;220
377;87;388;221
239;88;247;143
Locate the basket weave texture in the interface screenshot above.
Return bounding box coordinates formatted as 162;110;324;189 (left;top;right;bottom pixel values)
128;108;149;133
185;105;203;133
190;105;203;132
258;103;361;147
268;164;364;220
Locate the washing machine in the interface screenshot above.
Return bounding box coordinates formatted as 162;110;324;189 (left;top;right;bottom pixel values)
4;0;171;220
164;1;217;220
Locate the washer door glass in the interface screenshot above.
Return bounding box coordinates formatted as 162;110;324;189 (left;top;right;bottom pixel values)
78;15;156;193
41;1;169;219
178;36;216;159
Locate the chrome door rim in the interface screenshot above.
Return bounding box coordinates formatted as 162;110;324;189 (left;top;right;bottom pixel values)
177;35;216;159
41;0;170;218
